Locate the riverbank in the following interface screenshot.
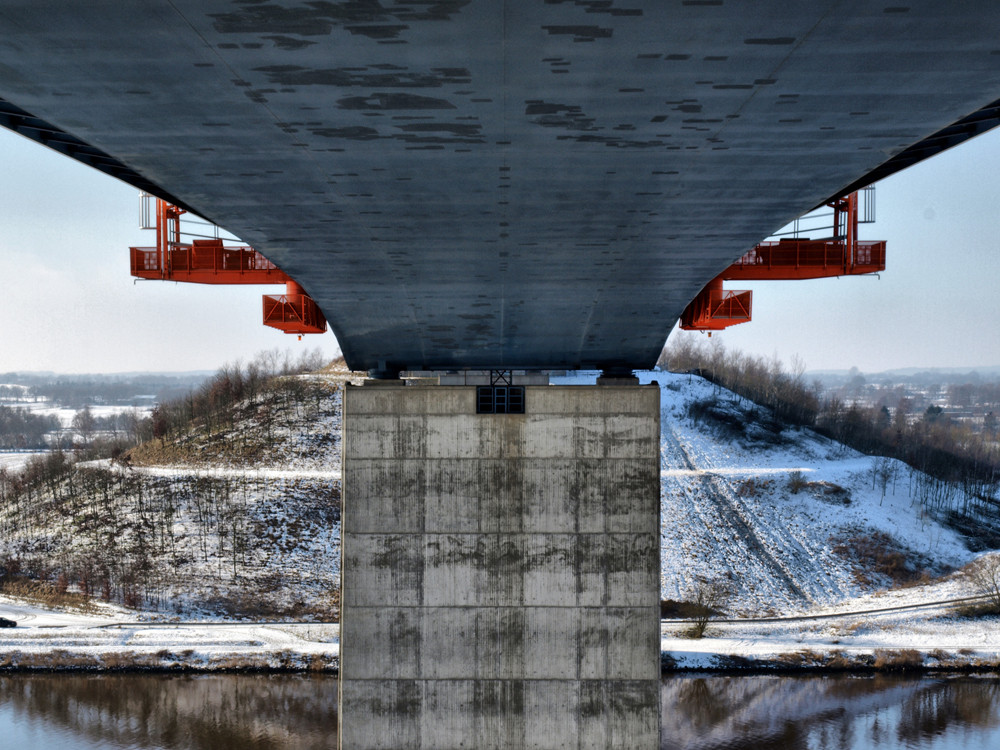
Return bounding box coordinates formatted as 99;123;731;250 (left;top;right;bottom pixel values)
662;579;1000;672
661;631;1000;673
3;591;999;674
0;594;338;672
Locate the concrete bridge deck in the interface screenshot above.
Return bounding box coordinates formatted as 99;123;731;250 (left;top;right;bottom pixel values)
2;2;1000;371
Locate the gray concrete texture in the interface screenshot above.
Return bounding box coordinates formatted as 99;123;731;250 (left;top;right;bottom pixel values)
340;384;661;749
4;3;1000;370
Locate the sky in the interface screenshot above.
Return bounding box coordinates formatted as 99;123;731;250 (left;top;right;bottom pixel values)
673;130;1000;374
0;127;343;374
0;123;998;375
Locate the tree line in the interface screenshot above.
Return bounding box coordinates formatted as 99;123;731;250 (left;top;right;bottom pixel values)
149;347;327;443
0;405;61;449
659;336;999;519
0;372;212;409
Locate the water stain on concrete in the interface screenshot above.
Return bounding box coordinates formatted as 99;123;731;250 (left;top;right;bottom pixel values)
525;100;597;130
253;65;471;88
542;25;613;42
338;93;456;110
544;0;643;16
261;34;316;50
210;0;470;41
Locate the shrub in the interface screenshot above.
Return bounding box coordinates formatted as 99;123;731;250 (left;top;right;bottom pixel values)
678;578;731;638
0;576;94;612
787;471;808;494
736;478;772;498
832;531;935;587
873;649;923;670
966;554;1000;614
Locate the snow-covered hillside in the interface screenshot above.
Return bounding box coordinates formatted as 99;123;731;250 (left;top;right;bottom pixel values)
554;371;976;617
0;373;349;619
0;367;987;625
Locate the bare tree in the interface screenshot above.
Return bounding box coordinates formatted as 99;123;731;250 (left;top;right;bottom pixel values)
72;405;96;447
684;577;731;638
969;554;1000;614
871;456;898;502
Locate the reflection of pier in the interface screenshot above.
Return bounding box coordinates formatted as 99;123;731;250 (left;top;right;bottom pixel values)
660;674;1000;749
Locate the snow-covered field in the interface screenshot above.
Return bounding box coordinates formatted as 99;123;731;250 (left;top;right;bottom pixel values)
0;594;337;670
1;400;153;429
0;370;996;670
0;452;48;472
661;582;1000;670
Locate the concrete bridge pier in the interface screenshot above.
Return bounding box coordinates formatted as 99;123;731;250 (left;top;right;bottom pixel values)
339;382;661;749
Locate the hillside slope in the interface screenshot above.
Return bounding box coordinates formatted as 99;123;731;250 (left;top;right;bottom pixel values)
0;372;350;619
554;371;976;617
0;368;986;622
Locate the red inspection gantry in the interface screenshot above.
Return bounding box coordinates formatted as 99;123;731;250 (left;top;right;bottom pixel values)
680;191;886;332
129;197;327;335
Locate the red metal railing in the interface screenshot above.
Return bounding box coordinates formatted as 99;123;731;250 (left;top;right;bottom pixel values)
680;280;752;331
130;197;326;335
263;292;327;335
680;189;886;331
726;239;886;280
130;240;287;284
131;248;160;275
709;289;752;321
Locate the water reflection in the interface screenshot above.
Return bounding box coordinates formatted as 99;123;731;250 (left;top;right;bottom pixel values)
2;673;1000;749
0;674;338;749
661;674;1000;750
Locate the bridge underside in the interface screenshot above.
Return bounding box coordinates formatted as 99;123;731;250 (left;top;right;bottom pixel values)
2;2;1000;370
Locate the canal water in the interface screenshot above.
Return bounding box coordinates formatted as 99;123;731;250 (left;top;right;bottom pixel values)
1;673;998;749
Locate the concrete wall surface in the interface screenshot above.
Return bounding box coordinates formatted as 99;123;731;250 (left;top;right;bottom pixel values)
340;384;661;749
